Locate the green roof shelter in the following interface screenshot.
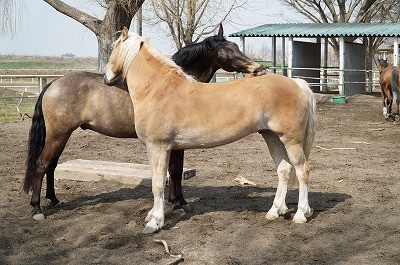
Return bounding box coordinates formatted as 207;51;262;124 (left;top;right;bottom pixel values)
230;23;400;96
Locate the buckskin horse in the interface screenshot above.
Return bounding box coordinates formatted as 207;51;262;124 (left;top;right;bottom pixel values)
23;24;265;220
104;27;316;234
377;58;400;120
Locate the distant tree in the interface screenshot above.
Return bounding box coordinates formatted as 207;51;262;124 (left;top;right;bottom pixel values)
62;53;75;57
145;0;246;49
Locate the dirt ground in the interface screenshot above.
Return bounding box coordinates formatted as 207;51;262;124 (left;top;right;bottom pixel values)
0;93;399;265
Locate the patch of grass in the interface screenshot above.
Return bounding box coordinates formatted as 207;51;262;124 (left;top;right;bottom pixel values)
0;61;71;69
0;55;98;75
0;89;36;122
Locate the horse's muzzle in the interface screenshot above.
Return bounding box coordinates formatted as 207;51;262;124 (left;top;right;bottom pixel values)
252;65;268;76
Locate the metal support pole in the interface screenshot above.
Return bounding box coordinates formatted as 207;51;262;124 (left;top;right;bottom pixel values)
368;36;374;93
287;36;293;78
323;37;328;92
394;37;399;66
272;37;276;74
240;36;245;54
339;36;345;95
240;36;246;77
282;37;286;76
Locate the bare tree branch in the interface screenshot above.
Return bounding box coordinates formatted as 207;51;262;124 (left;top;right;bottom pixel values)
0;0;26;37
43;0;101;32
146;0;247;49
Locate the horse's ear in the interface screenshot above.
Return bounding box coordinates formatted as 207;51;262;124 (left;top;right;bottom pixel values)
217;23;224;39
122;26;129;41
205;40;215;51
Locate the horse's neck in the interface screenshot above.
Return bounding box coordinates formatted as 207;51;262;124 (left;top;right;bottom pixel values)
186;65;217;83
126;46;191;96
181;54;218;82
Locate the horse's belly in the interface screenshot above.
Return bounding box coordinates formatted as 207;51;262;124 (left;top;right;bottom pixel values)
173;127;256;149
83;114;137;138
84;94;138;138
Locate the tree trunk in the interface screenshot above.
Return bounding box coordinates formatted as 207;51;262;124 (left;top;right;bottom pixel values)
43;0;144;72
95;1;138;72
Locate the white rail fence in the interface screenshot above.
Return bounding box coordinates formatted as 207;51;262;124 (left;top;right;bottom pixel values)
0;74;63;98
1;68;382;99
269;66;381;93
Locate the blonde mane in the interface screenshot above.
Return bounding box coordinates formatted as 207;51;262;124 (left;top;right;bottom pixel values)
116;32;195;82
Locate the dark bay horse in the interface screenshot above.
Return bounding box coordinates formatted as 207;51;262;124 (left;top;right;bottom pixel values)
377;58;400;120
23;24;265;220
104;28;316;233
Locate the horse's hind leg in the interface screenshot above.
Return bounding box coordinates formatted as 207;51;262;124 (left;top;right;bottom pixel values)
30;134;70;220
45;139;69;207
168;149;190;213
284;142;312;223
262;131;294;220
45;162;60;207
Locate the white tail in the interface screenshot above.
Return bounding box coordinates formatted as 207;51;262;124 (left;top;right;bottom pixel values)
288;78;317;187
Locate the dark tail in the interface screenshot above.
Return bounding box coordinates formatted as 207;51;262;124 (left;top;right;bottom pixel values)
23;83;51;193
391;69;400;103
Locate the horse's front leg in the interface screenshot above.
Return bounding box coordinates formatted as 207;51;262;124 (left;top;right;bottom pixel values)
386;86;394;119
381;88;389;119
143;144;171;234
168;149;191;213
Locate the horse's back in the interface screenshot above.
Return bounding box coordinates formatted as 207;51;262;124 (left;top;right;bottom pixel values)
41;72;137;137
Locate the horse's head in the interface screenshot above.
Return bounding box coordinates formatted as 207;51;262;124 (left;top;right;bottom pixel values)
104;27;128;84
377;58;389;73
104;27;146;85
206;24;265;75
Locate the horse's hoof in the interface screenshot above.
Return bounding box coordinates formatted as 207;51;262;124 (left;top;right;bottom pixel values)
172;207;186;215
305;208;314;218
142;219;160;234
48;200;60;207
292;212;307;224
182;204;191;213
32;213;46;221
171;200;191;214
265;211;279;221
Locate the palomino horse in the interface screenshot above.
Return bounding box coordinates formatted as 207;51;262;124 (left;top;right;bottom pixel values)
377;58;400;120
104;28;317;234
23;24;264;220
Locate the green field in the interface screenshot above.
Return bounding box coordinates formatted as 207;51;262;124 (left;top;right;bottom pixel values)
0;89;36;122
0;55;97;75
0;61;73;70
0;55;97;122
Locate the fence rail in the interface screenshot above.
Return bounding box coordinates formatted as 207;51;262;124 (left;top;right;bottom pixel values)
0;74;63;98
0;67;382;99
269;66;381;92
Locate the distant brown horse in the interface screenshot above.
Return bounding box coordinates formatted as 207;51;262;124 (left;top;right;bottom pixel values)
23;24;265;221
377;58;400;120
104;28;316;233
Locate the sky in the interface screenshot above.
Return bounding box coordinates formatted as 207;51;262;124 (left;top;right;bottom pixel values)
0;0;305;57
